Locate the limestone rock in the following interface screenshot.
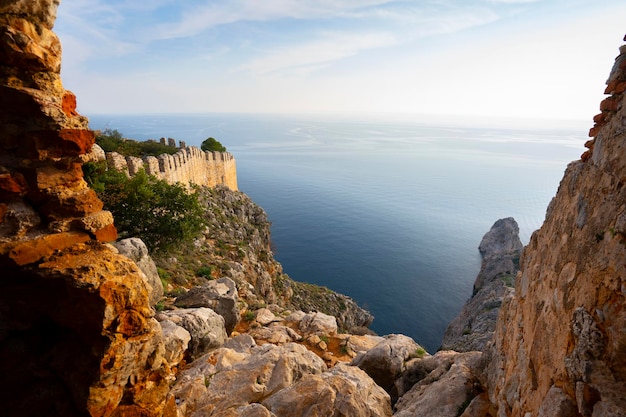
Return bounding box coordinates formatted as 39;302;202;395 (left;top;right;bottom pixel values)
262;363;392;417
485;40;626;416
254;307;277;325
299;311;338;336
288;282;374;332
394;351;483;417
159;319;191;368
174;277;240;334
477;217;523;258
394;351;481;417
441;218;522;352
113;237;164;306
170;342;326;416
351;334;424;402
0;1;173;414
160;307;227;359
346;334;386;355
248;324;301;345
0;244;172;417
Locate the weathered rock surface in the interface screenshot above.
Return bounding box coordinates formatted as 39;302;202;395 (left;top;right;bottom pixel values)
175;277;240;334
288;280;375;333
351;334;425;403
299;311;338;336
394;350;484;417
484;41;626;416
0;1;172;415
263;363;392;417
170;342;327;416
158;307;227;360
170;341;392;417
441;217;522;352
159;319;191;368
113;237;164;305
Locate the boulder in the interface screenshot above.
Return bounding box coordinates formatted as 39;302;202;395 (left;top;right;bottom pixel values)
248;324;301;345
254;307;277;325
159;319;191;367
262;363;392;417
160;307;227;359
350;334;424;402
174;277;239;334
346;334;386;355
299;311;338;336
169;343;326;416
223;333;257;354
394;351;483;417
113;237;164;306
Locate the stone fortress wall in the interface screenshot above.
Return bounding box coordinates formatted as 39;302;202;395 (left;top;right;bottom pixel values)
104;138;238;191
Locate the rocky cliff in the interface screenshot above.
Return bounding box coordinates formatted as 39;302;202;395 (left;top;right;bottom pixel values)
483;41;626;416
441;217;522;352
0;2;173;415
3;2;626;417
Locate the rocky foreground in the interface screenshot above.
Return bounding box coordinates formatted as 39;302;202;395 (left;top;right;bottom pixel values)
1;2;626;416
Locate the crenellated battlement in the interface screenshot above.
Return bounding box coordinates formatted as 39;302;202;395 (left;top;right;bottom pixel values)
104;140;238;190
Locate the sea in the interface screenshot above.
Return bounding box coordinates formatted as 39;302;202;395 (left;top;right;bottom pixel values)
88;112;587;352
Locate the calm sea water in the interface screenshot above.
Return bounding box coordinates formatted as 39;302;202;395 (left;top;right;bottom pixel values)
88;113;586;352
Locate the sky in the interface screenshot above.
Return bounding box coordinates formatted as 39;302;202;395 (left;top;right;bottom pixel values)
54;0;626;121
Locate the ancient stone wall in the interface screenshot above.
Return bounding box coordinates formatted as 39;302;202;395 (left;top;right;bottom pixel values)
104;143;238;191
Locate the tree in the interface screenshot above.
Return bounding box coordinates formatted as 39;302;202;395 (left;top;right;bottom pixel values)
83;163;205;252
201;137;226;152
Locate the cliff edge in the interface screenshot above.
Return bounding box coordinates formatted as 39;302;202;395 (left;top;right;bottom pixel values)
0;2;173;415
441;217;522;352
484;40;626;416
3;2;626;416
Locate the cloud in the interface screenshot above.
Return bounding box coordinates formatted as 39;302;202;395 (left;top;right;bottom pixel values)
150;0;396;40
239;31;397;75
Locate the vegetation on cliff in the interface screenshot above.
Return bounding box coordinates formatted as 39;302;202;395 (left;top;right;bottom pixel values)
96;128;178;157
83;161;206;252
201;136;227;152
83;134;373;332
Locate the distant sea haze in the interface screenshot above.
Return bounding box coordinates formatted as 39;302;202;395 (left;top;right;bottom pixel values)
89;113;587;352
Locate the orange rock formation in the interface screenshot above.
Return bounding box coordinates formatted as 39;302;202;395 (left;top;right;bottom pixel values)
0;1;172;415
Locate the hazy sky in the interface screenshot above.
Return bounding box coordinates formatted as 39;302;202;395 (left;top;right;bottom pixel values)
55;1;626;121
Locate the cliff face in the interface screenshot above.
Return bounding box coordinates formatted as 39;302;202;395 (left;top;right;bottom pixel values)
0;2;172;415
441;217;522;352
5;2;626;416
485;42;626;416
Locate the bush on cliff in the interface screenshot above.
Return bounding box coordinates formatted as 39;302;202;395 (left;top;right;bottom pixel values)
201;137;226;152
96;128;178;157
83;162;205;252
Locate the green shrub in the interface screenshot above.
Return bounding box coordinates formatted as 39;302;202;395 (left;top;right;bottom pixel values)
96;128;178;157
83;163;205;253
201;137;226;152
197;266;214;278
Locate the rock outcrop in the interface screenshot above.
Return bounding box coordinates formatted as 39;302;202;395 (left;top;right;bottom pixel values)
113;237;164;306
484;41;626;416
174;277;240;334
441;217;522;352
5;2;626;416
0;2;172;415
169;340;393;417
